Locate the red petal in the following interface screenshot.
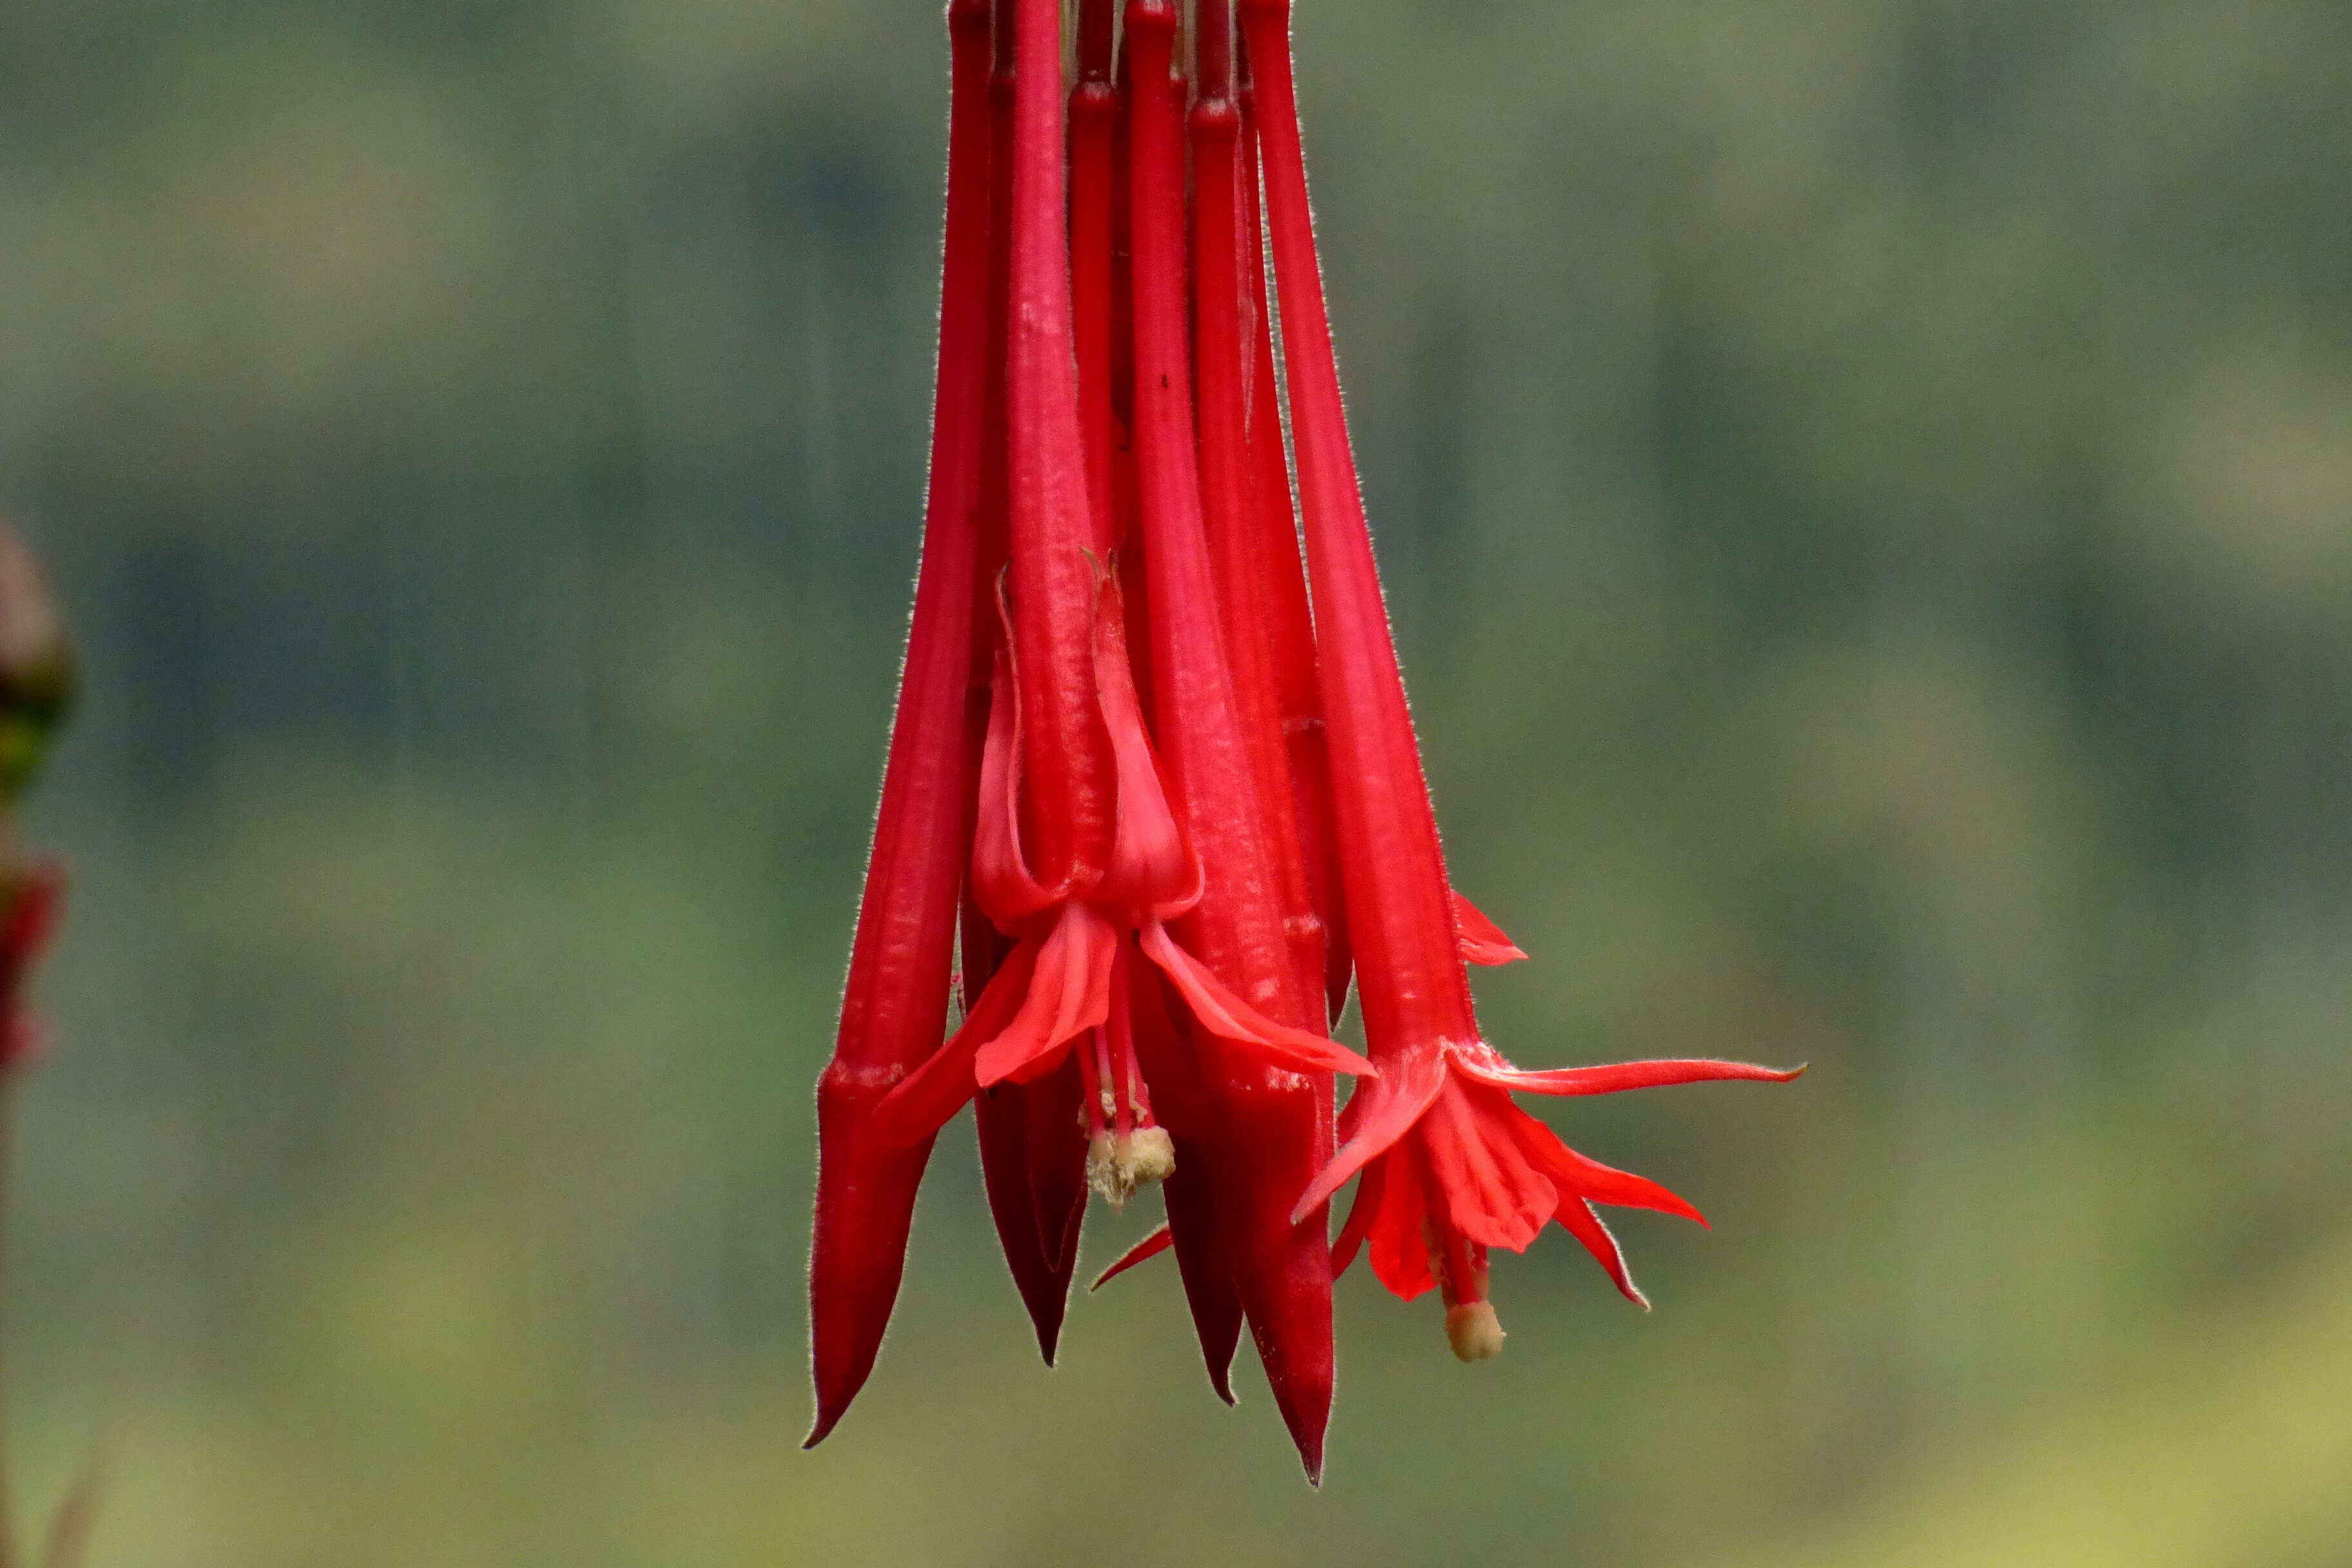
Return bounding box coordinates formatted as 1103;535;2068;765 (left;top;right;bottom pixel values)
1419;1085;1557;1253
1289;1051;1448;1223
1363;1145;1436;1302
974;902;1118;1086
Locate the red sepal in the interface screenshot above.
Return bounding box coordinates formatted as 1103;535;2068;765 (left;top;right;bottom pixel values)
1090;1222;1174;1289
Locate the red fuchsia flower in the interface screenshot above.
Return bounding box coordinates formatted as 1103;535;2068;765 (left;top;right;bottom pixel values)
957;0;1098;1372
1236;0;1799;1360
1107;0;1351;1476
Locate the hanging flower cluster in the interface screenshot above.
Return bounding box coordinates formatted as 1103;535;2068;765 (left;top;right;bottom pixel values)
807;0;1798;1480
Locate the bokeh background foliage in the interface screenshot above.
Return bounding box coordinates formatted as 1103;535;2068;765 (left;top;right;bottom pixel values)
7;0;2352;1563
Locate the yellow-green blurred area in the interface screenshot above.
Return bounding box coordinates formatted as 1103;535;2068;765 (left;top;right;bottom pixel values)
8;0;2352;1562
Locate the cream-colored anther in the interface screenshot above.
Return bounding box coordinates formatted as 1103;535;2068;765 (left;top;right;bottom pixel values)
1122;1126;1175;1184
1086;1127;1177;1209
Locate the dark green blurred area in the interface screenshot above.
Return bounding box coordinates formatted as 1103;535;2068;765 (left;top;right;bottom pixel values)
8;0;2352;1562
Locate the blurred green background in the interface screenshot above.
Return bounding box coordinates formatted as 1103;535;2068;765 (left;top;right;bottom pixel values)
8;0;2352;1563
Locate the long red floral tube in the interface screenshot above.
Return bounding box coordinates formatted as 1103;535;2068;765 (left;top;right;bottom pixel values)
803;0;997;1448
1124;0;1340;1476
950;0;1101;1372
806;0;1797;1464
